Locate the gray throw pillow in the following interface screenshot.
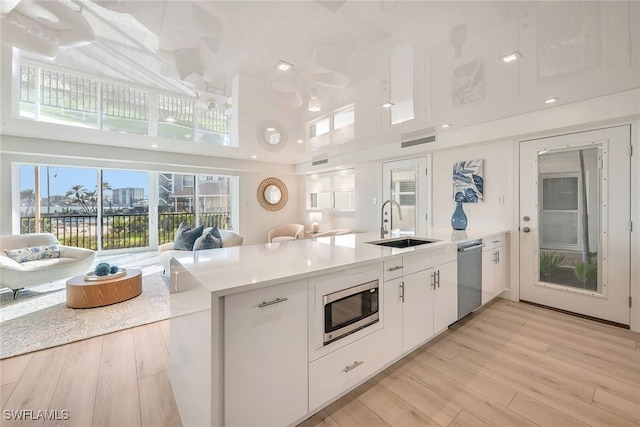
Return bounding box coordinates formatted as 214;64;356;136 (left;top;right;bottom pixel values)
203;226;222;239
193;232;222;251
173;222;204;250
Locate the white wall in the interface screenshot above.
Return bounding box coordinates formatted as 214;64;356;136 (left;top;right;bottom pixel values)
299;119;639;331
0;135;299;245
431;139;515;230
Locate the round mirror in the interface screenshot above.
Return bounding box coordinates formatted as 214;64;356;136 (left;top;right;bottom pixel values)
264;128;281;145
257;177;288;211
264;184;282;204
256;121;287;152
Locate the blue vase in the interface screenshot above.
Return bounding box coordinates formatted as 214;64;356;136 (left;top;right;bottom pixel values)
451;201;468;230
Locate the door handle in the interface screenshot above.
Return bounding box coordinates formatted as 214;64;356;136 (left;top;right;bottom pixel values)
522;227;531;233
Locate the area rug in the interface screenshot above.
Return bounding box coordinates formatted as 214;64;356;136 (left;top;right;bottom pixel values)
0;270;169;359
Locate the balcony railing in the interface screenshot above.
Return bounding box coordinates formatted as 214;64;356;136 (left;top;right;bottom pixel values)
21;212;232;250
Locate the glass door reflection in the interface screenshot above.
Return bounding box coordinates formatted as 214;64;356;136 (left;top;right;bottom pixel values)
538;146;602;292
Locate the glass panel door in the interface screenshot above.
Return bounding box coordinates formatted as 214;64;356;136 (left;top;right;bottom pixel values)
382;157;428;235
157;173;196;245
538;148;601;292
198;175;233;229
519;125;631;325
101;170;150;250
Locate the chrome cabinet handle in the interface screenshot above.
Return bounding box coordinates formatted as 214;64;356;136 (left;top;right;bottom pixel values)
431;272;436;289
258;297;288;308
436;270;440;288
493;251;498;263
387;266;403;272
400;282;405;303
344;360;364;373
497;251;500;264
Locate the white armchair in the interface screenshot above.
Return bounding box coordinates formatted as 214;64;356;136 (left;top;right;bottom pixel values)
0;233;96;299
267;224;305;243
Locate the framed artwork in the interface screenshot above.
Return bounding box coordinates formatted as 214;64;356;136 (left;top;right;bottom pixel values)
453;159;484;203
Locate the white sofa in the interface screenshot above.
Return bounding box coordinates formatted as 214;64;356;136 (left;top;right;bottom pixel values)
158;230;244;274
0;233;96;298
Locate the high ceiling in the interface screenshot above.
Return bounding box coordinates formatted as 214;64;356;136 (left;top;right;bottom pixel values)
2;1;639;165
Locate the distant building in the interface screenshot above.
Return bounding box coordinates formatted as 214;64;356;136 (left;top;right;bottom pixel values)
112;187;145;206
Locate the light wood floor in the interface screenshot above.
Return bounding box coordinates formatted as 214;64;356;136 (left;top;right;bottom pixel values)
299;298;640;427
1;299;639;426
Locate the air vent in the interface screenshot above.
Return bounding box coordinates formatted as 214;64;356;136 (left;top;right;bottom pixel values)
401;127;436;141
312;153;329;166
401;134;436;148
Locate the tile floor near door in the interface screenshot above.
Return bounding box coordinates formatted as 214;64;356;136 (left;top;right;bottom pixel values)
1;299;639;426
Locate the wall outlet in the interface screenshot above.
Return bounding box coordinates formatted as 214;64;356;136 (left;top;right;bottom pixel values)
372;197;377;205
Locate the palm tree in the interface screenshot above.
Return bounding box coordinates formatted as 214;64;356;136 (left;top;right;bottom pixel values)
84;189;98;212
65;184;90;213
20;189;35;215
100;181;114;210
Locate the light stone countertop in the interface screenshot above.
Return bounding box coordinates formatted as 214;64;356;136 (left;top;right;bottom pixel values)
169;228;508;297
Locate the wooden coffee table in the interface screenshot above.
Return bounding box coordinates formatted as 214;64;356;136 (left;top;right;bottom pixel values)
66;268;142;308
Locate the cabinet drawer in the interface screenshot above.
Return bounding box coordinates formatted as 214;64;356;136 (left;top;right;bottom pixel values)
383;259;403;281
403;244;457;276
309;329;384;411
483;233;506;250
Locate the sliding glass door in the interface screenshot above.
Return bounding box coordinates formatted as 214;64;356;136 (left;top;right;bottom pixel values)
19;165;238;251
101;169;150;250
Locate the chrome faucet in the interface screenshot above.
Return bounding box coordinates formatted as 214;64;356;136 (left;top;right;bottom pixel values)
380;199;403;238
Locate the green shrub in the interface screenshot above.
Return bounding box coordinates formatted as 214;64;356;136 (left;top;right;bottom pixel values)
539;251;565;281
574;261;597;287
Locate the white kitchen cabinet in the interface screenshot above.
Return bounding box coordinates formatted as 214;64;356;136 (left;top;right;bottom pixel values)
224;280;308;427
402;268;434;352
383;247;458;356
433;260;458;334
309;329;384;411
482;234;507;305
382;277;403;364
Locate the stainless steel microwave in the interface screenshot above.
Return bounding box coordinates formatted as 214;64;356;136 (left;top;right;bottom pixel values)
323;280;379;345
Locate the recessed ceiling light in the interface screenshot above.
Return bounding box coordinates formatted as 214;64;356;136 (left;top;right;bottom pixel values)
544;97;559;104
381;101;395;108
275;60;294;71
151;144;159;148
308;98;322;112
251;155;257;159
297;139;304;144
440;123;451;128
501;51;522;63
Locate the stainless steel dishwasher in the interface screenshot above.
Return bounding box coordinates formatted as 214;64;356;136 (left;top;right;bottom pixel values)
457;240;485;319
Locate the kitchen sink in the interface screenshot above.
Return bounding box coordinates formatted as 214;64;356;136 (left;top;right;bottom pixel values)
367;237;440;248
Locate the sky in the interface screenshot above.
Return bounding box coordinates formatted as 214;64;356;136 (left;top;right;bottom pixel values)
20;165;149;197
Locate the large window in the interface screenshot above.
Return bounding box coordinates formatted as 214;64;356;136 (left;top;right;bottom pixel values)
18;164;238;250
306;169;355;211
18;63;233;146
306;104;355;147
19;165;100;249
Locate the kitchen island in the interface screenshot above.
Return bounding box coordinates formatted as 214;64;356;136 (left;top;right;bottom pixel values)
168;228;508;427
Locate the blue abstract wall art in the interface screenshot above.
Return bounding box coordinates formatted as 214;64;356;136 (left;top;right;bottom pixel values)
453;159;484;203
